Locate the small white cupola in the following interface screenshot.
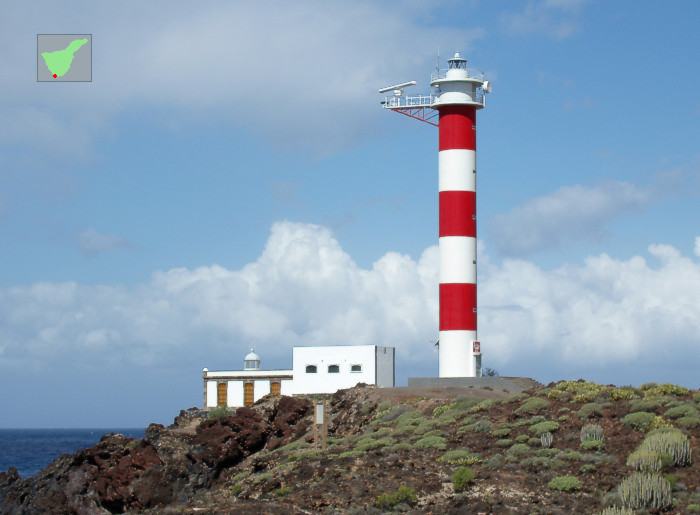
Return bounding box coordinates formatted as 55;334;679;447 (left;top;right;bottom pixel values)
244;348;261;370
447;51;467;69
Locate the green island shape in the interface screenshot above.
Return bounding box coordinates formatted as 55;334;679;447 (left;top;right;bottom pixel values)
41;38;88;77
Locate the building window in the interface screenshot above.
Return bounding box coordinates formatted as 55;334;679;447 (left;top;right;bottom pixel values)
328;364;340;373
350;364;362;373
306;365;317;373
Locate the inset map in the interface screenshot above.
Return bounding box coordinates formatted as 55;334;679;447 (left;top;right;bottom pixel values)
37;34;92;82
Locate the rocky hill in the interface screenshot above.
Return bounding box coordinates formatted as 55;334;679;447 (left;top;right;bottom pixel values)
1;380;699;513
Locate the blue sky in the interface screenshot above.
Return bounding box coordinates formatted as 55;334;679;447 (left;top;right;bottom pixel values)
1;1;699;428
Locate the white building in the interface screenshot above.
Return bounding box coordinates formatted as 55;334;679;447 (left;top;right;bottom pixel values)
203;345;395;409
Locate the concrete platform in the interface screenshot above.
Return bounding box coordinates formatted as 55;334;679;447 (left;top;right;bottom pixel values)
407;376;542;394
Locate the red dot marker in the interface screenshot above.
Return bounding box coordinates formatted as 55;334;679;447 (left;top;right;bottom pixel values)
53;74;57;78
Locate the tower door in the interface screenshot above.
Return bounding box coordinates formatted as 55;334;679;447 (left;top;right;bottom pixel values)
270;381;281;396
244;382;254;407
217;382;227;407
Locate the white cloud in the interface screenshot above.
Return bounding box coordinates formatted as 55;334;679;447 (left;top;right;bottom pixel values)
2;221;699;387
488;181;654;256
77;228;134;256
1;1;485;158
500;0;588;39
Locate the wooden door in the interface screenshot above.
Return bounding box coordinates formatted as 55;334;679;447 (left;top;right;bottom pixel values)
270;381;281;396
244;382;254;407
217;382;227;407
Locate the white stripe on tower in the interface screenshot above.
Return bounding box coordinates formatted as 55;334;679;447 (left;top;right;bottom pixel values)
438;104;477;377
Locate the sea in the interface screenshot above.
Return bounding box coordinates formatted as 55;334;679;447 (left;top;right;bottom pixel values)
0;428;145;479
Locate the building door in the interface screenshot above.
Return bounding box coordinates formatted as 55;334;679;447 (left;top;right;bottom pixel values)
270;381;281;396
244;382;254;407
217;382;227;407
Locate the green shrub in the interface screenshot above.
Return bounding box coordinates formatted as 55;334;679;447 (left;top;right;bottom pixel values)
275;440;311;454
377;400;393;413
356;437;391;452
562;451;582;461
452;466;475;492
460;419;493;434
375;485;417;509
207;405;230;419
439;450;481;465
515;434;529;443
507;443;532;457
527;437;541;447
453;396;487;410
577;403;604;420
515;397;550;415
230;484;242;497
252;472;272;484
694;392;700;403
628;398;662;414
558;415;569;422
627;449;662;473
502;393;528;404
643;383;690;398
553;380;603;394
414;435;447;450
580;439;603;451
641;428;693;466
573;390;599;403
515;415;546;427
676;416;700;429
665;404;698;419
580;464;596;474
469;399;496;413
339;450;363;459
621;412;656;432
274;486;292;497
394;411;423;428
433;402;457;417
435;411;461;426
609;387;640;401
529;421;559;436
547;476;582;492
493;427;511;438
496;439;513;447
232;470;251;482
618;472;672;510
388;442;412;452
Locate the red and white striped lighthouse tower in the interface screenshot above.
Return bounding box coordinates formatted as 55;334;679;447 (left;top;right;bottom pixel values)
380;52;491;377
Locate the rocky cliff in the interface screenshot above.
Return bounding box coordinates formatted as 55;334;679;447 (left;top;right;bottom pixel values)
1;381;699;513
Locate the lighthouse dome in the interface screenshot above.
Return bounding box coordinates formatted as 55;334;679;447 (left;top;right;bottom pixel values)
244;349;261;370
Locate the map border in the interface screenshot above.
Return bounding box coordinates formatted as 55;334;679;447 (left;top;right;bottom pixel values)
37;33;93;83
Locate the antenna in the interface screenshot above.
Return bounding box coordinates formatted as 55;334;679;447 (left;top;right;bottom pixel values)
378;81;416;94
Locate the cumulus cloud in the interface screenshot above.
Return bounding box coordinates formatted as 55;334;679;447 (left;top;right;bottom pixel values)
488;181;654;256
2;221;699;388
500;0;588;39
1;1;484;158
77;228;135;256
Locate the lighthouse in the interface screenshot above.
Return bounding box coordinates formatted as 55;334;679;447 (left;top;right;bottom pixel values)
380;52;491;378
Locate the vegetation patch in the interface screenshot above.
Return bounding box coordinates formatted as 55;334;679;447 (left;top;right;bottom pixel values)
515;397;550;415
439;450;481;465
433;402;457;417
618;472;672;510
577;403;605;420
388;442;412;453
626;449;662;473
529;420;559;436
609;387;640;401
640;428;693;466
580;439;603;451
514;434;529;443
452;467;475;493
547;476;582;492
496;439;513;448
621;411;656;432
665;404;698;419
643;383;690;398
375;485;417;510
676;416;700;430
459;419;493;434
492;427;511;438
414;435;447;450
628;398;662;414
207;405;231;419
274;486;292;497
507;443;532;457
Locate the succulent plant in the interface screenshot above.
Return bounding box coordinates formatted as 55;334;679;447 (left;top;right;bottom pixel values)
641;428;693;466
618;472;672;510
626;449;662;473
540;431;553;448
580;423;604;442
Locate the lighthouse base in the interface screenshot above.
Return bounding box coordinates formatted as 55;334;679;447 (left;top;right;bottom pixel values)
438;330;480;377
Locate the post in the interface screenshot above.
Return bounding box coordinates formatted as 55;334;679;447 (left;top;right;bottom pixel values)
314;399;326;450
